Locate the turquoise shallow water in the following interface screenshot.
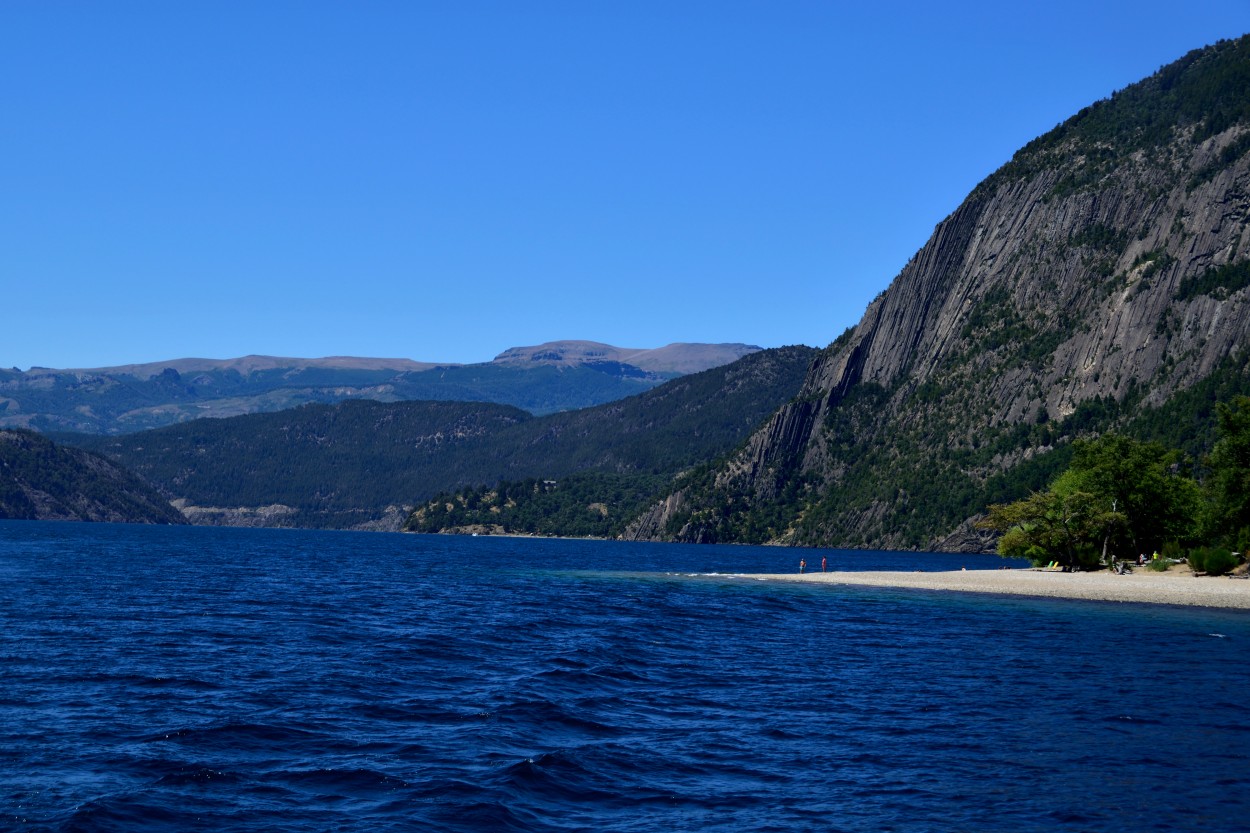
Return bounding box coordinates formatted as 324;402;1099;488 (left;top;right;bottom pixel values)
2;521;1249;832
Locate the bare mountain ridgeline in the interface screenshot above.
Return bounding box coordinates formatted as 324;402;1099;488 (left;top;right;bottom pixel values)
0;342;760;435
490;341;761;374
625;36;1250;551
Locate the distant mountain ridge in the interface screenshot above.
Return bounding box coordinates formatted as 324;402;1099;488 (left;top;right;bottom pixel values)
70;346;813;531
1;341;761;434
50;355;441;376
39;341;759;378
491;341;760;374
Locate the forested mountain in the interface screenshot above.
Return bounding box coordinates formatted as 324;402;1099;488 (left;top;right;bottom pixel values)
0;341;759;434
0;429;185;524
35;36;1250;548
623;36;1250;551
70;346;814;530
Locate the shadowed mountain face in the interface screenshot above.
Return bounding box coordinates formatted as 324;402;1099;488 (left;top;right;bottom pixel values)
0;342;760;435
624;36;1250;551
0;429;185;524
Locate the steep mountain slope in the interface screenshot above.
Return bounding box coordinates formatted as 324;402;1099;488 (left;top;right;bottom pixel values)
70;346;814;530
0;429;185;524
0;342;759;434
624;36;1250;551
406;346;816;537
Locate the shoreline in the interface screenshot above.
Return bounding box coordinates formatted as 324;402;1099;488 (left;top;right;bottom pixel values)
741;567;1250;610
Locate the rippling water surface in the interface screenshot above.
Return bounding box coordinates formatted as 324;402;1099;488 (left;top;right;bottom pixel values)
3;521;1249;832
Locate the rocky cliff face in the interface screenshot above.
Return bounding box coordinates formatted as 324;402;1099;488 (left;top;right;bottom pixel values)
625;36;1250;551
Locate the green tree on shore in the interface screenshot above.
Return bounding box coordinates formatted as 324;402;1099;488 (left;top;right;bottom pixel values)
979;434;1201;568
983;488;1122;568
1059;434;1202;556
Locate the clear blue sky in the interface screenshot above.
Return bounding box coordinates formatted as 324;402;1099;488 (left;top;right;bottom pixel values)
3;2;1249;370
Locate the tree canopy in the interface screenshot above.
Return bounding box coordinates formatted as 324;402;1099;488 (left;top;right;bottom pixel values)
979;433;1204;568
1208;396;1250;547
1059;434;1203;556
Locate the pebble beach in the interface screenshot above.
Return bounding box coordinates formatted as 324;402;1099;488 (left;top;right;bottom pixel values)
748;566;1250;609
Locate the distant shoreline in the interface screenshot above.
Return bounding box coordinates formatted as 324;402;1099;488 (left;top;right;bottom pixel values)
741;568;1250;610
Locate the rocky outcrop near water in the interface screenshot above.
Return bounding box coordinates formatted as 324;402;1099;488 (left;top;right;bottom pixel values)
624;36;1250;551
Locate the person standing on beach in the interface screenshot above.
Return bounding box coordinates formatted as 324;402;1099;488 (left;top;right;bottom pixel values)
821;557;827;573
799;559;806;574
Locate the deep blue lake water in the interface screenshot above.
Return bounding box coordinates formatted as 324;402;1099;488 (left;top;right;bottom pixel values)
3;521;1249;832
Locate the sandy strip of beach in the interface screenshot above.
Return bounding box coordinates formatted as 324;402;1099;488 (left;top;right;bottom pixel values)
744;568;1250;610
